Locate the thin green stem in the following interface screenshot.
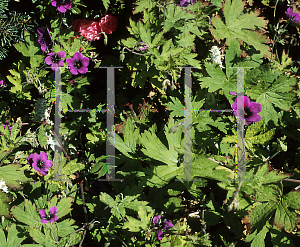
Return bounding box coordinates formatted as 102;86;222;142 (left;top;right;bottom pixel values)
50;223;62;247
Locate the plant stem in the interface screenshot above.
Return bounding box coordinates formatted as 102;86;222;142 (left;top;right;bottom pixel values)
50;223;62;247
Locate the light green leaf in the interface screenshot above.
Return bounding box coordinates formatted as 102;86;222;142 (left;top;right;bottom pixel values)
133;0;156;14
166;97;184;117
138;21;151;48
28;228;56;247
30;55;44;68
151;31;163;47
100;193;117;208
0;164;32;190
210;0;271;58
56;218;76;237
102;0;110;9
139;117;181;166
11;199;41;228
0;192;13;219
14;31;39;57
56;197;73;219
251;224;269;247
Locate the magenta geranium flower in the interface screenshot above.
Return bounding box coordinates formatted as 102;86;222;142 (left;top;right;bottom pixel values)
180;0;193;7
2;121;12;131
27;151;53;176
66;52;89;75
51;0;72;13
0;80;5;89
39;206;58;224
153;215;174;241
285;8;300;24
232;96;262;125
45;51;66;71
37;27;53;52
138;42;148;51
1;121;12;142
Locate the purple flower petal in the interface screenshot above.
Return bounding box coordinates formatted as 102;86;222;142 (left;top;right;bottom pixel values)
39;209;47;217
51;63;60;71
81;57;90;67
249;102;262;114
66;58;74;67
49;206;58;215
40;151;48;160
285;7;300;23
73;52;83;61
51;0;57;7
153;215;161;225
57;51;66;58
37;27;52;52
70;67;79;75
44;56;53;65
157;229;164;240
57;60;64;67
180;0;193;7
231;96;262;125
78;66;88;74
67;52;89;75
162;219;174;230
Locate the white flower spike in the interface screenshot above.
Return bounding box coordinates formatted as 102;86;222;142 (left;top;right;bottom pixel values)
0;179;9;193
209;46;224;69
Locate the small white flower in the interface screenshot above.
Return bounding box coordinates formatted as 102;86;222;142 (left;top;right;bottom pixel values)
44;132;59;151
209;46;224;69
0;179;9;193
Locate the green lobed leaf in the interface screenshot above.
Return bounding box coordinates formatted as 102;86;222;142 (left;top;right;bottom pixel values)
133;0;156;14
0;192;13;219
162;4;195;33
28;228;56;247
273;201;298;233
242;201;277;232
284;191;300;210
11;199;41;228
6;224;26;247
139;117;181;166
251;224;269;247
56;197;73;219
30;55;44;68
210;0;271;58
198;62;236;93
0;163;32;190
56;218;76;237
14;31;39;57
138;21;151;48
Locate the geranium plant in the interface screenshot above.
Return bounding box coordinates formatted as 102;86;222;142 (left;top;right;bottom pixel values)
0;0;299;246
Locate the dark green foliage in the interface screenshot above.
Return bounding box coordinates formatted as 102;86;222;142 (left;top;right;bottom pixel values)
0;1;37;60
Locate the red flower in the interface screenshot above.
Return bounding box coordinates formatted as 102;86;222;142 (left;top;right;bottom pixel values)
72;15;118;42
72;19;102;41
99;14;118;35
